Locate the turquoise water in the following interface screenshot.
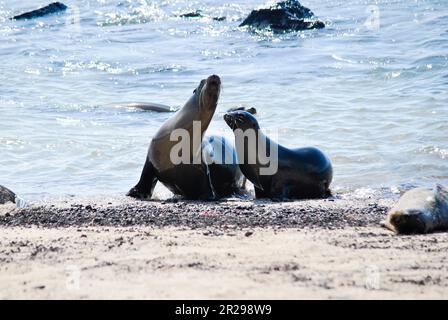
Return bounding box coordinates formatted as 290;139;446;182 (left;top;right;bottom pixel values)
1;0;447;200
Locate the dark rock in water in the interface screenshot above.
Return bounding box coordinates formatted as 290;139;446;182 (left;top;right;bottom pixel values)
179;10;225;21
0;185;15;204
240;0;324;32
11;2;67;20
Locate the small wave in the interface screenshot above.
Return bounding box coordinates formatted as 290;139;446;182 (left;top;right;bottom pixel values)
0;137;28;146
56;117;83;127
130;64;185;75
420;146;448;159
61;60;123;75
331;54;356;64
413;55;448;69
97;4;166;27
59;60;184;76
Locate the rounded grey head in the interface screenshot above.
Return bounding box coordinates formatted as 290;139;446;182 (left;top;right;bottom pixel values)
388;208;430;234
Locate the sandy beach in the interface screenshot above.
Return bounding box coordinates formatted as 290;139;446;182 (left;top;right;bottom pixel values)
1;197;447;299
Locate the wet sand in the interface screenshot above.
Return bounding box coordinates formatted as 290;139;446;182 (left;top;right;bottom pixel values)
1;197;447;299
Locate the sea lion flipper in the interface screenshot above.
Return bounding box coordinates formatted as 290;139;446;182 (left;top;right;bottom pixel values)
239;164;264;190
127;158;158;200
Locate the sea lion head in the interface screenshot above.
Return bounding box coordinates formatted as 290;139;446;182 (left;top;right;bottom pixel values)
223;110;260;131
195;74;221;119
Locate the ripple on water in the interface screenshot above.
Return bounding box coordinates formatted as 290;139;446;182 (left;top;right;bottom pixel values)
97;4;167;27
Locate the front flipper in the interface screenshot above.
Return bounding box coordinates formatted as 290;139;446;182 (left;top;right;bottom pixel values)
254;186;270;199
239;164;264;191
127;157;158;200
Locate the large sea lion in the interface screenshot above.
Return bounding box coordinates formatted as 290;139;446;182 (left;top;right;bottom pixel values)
224;110;332;199
127;75;246;200
0;185;16;205
11;2;67;20
240;0;325;32
383;185;448;234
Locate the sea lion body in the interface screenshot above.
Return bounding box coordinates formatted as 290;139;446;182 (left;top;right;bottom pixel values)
128;75;245;200
11;2;67;20
224;111;332;199
107;102;176;112
384;185;448;234
0;185;16;205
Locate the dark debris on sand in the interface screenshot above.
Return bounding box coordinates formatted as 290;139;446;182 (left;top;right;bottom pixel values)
0;199;391;230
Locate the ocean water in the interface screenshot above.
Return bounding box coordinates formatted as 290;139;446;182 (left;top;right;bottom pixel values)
0;0;447;201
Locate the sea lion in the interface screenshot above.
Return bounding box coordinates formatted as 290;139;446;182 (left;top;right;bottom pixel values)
224;110;332;199
240;0;325;32
179;10;226;21
11;2;67;20
383;185;448;234
0;185;16;205
107;102;176;112
127;75;245;200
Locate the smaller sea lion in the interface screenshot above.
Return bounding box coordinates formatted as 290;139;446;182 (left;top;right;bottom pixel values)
0;185;16;205
224;110;333;199
11;2;67;20
383;185;448;234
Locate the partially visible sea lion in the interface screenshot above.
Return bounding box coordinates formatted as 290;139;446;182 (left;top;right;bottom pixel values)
179;10;226;21
240;0;325;32
0;185;15;205
224;110;332;199
127;75;246;200
107;102;177;112
383;185;448;234
11;2;67;20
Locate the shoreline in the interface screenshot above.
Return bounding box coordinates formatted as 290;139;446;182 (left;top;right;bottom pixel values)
1;197;392;229
2;198;448;299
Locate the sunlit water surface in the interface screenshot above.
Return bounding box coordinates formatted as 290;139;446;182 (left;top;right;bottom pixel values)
1;0;447;201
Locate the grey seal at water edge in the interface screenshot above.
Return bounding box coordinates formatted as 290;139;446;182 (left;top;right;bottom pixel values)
383;185;448;234
224;110;332;199
127;75;246;200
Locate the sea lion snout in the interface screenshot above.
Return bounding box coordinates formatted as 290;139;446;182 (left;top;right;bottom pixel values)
223;113;233;123
223;113;235;129
206;74;221;86
200;75;221;111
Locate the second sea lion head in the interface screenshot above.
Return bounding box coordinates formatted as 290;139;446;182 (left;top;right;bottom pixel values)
223;110;260;131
